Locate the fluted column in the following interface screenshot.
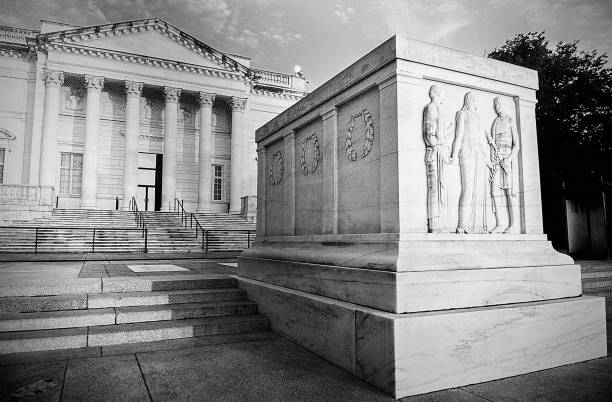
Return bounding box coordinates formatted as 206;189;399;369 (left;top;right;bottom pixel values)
39;70;64;187
197;92;215;212
228;97;247;213
161;86;181;211
81;75;104;209
122;81;143;210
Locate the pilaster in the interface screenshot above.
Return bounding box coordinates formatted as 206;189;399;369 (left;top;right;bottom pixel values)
321;108;338;234
283;131;296;235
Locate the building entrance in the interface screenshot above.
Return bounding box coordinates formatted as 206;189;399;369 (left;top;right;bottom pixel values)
137;153;163;211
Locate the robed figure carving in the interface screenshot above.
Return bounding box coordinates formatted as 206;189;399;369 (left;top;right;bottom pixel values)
488;97;520;233
450;92;489;233
423;85;452;232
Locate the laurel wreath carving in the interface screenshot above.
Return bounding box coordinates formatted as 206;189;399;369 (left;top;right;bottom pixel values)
299;134;320;175
345;109;375;161
268;151;283;186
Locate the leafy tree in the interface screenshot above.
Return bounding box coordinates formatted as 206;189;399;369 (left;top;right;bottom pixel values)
488;32;612;185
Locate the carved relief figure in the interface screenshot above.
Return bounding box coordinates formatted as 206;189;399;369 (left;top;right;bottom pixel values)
488;97;520;233
423;85;453;232
63;87;85;112
450;92;490;233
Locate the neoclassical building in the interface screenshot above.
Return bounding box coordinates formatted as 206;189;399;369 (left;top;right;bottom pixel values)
0;18;305;214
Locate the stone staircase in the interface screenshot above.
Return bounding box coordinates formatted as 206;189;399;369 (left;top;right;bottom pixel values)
0;274;268;354
193;212;256;251
0;209;144;253
581;260;612;299
0;209;256;253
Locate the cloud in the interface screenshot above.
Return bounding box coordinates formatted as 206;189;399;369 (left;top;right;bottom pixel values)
334;5;355;23
260;27;303;46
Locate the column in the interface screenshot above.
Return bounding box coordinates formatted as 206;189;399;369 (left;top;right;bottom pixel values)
122;81;143;210
161;86;181;211
197;92;215;211
228;97;247;213
39;70;64;187
81;75;104;209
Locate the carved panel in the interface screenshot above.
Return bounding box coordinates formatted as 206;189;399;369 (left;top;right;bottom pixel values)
345;109;375;161
140;97;163;122
61;86;85;114
179;104;195;126
101;91;126;118
299;133;320;175
268;151;283;186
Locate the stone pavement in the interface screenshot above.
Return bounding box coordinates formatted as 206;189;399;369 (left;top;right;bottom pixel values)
0;255;610;401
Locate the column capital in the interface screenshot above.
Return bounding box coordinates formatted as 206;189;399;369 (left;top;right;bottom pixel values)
43;70;64;87
228;97;247;112
83;74;105;91
163;86;181;103
125;81;144;98
198;92;216;107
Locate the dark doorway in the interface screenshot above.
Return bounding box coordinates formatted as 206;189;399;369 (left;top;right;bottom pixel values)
137;153;163;211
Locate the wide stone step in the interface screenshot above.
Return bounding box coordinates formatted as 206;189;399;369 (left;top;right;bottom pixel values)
0;308;116;332
87;314;268;347
581;268;612;279
115;300;257;323
0;275;235;297
88;288;246;308
584;286;612;298
0;294;88;313
582;277;612;289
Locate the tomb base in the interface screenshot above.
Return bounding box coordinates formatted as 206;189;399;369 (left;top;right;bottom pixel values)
238;276;607;398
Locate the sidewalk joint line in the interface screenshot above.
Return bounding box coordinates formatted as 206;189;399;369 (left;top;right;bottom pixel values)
135;353;153;402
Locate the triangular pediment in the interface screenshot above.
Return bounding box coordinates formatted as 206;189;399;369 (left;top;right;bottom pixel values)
38;18;248;74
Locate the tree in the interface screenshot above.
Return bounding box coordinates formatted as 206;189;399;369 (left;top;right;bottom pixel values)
488;32;612;184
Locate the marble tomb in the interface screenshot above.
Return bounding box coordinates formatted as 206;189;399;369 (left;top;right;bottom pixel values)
238;35;607;398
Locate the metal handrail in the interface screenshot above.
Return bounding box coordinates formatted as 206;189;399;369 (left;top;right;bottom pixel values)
0;225;147;253
202;228;254;252
130;196;148;253
174;198;188;228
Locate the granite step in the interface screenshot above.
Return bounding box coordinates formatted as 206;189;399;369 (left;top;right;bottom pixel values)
0;327;87;354
88;314;269;347
115;300;257;323
0;308;116;332
88;288;246;308
0;294;88;313
582;277;612;289
584;286;612;298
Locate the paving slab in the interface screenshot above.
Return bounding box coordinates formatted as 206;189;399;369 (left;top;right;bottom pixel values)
0;360;66;401
399;388;489;401
101;331;279;356
460;357;612;402
62;354;150;402
0;346;101;366
136;336;393;402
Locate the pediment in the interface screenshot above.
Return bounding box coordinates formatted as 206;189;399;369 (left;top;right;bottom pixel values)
40;18;247;74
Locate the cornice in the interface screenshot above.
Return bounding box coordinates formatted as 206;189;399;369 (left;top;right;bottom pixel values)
251;87;305;101
41;43;247;82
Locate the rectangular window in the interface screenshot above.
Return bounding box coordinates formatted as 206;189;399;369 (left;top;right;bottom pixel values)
59;152;83;195
0;148;4;184
213;165;223;201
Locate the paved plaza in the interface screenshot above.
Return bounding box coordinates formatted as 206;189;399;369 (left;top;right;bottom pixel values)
0;255;610;401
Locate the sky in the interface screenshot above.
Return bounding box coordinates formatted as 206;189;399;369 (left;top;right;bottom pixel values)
1;0;611;88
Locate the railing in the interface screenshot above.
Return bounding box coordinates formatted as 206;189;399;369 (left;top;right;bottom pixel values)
129;196;148;253
174;198;188;228
0;226;147;253
187;212;254;252
252;69;291;87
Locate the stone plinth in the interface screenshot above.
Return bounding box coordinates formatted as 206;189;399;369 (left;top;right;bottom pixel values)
239;35;607;398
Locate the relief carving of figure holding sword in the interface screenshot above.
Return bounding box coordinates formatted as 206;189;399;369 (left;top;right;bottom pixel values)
487;97;520;233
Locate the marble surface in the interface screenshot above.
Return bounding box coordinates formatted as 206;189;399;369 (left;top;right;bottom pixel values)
243;237;572;272
238;277;357;374
356;296;607;398
240;256;582;313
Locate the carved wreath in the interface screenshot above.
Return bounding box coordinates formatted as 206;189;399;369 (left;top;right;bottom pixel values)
345;109;375;161
299;134;320;175
268;151;283;186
